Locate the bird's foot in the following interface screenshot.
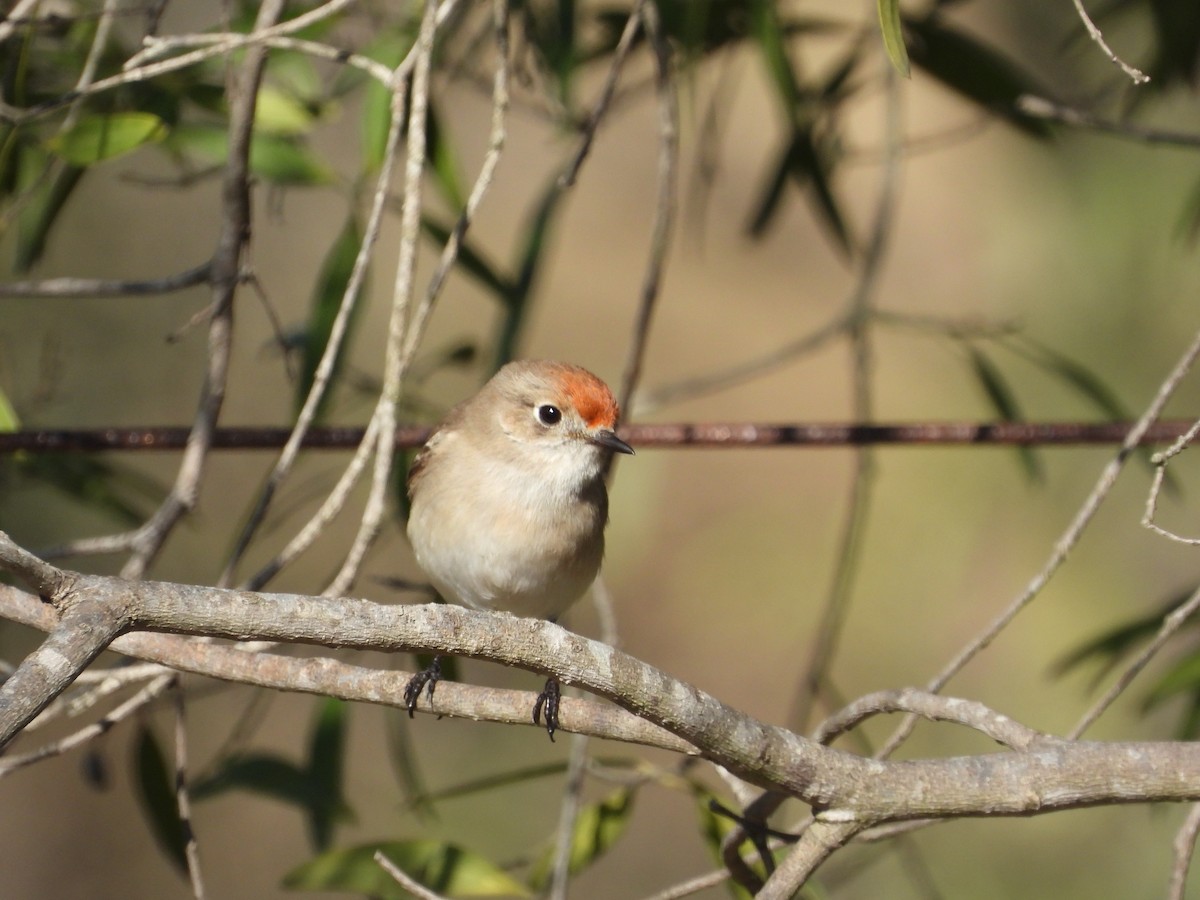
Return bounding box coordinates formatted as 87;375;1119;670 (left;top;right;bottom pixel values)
403;656;442;717
533;677;561;742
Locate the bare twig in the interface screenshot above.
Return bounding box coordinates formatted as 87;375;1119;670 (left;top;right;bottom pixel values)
119;0;287;580
374;850;450;900
1016;96;1200;147
1068;582;1200;740
1068;0;1150;85
758;818;865;900
558;0;646;188
8;539;1200;823
325;0;445;597
881;320;1200;758
1142;417;1200;544
0;263;212;298
173;682;207;900
0;673;173;777
616;0;677;418
815;688;1053;751
1169;804;1200;900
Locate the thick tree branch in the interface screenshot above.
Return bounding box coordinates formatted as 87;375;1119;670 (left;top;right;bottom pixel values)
4;532;1200;827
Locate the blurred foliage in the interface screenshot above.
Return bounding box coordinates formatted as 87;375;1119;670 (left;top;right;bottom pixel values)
3;0;1200;895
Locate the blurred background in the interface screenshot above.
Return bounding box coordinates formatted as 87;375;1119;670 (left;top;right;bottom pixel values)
4;0;1200;897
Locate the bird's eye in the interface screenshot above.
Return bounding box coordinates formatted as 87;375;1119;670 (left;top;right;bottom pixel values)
537;404;562;426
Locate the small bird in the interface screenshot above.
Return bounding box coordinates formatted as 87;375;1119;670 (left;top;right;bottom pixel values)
404;359;634;738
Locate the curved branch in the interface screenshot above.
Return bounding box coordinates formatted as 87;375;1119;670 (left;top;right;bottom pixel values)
4;533;1200;826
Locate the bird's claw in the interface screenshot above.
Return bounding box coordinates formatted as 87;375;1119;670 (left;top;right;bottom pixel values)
404;657;442;717
533;677;561;742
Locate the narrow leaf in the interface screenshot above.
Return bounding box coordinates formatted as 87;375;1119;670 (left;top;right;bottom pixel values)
966;346;1043;482
877;0;911;77
0;387;19;431
905;14;1053;138
49;112;168;165
132;728;188;874
192;754;314;804
306;698;350;850
297;215;364;418
421;217;513;301
283;840;531;897
255;85;318;136
750;0;802;111
16;162;83;272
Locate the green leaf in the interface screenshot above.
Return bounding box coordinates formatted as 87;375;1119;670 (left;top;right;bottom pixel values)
284;840;531;897
164;125;334;186
0;387;19;431
15;158;83;272
296;215;364;419
1001;335;1174;491
307;698;350;851
48;112;168;164
255;85;318;136
877;0;911;78
528;788;636;889
193;700;352;850
748;128;852;256
751;0;803;113
966;346;1042;482
905;14;1053;138
132;727;188;874
249;134;335;185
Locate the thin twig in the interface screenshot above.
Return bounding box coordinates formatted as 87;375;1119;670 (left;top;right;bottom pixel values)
1016;96;1200;146
814;688;1053;751
636;868;730;900
1169;804;1200;900
1068;582;1200;740
219;39;415;587
1142;417;1200;545
1068;0;1150;85
325;0;447;597
0;263;212;298
374;850;450;900
0;673;173;777
880;320;1200;758
616;0;677;419
558;1;646;188
173;681;207;900
119;0;286;580
790;52;904;733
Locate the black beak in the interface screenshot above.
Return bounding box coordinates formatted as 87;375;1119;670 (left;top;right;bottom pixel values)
592;429;634;455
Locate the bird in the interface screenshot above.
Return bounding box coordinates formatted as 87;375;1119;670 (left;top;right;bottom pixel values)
403;359;634;738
